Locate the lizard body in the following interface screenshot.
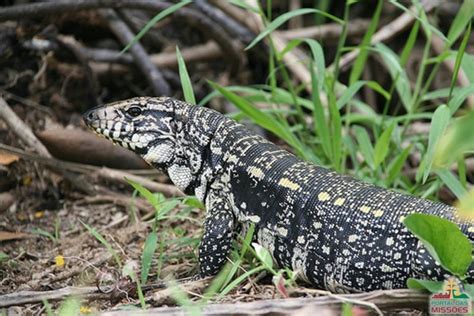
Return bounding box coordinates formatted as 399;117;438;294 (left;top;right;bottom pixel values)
83;97;474;292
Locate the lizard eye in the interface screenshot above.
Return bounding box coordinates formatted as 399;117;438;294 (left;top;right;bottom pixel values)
127;106;142;117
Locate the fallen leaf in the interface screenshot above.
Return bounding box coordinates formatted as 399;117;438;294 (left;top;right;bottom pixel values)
0;231;31;242
0;151;19;166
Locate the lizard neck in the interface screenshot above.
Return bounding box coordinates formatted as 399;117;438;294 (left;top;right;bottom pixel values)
168;104;226;200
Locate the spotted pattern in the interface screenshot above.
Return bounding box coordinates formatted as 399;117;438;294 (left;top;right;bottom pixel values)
84;97;474;292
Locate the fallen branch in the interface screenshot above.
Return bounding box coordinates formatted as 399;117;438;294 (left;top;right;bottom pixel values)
89;42;222;76
99;8;171;96
0;97;51;157
0;0;242;71
278;19;370;42
333;1;438;71
0;143;183;197
116;289;427;315
0;287;100;307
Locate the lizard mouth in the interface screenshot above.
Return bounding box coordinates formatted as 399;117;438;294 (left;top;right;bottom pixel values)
83;107;135;149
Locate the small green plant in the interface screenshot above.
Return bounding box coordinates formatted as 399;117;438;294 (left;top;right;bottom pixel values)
31;216;61;244
404;214;473;295
81;221;122;268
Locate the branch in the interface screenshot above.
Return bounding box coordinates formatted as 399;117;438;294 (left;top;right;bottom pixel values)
0;0;242;71
0;97;51;157
99;8;171;96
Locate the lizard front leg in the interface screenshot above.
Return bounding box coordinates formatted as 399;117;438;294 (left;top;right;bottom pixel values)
198;193;235;277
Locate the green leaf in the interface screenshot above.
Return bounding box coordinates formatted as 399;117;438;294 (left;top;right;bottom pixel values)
446;0;474;45
461;53;474;84
387;145;412;184
374;121;396;168
209;82;306;158
349;0;382;85
127;178;159;206
400;20;420;67
353;126;375;170
403;214;472;277
456;187;474;219
373;44;412;112
58;297;81;316
436;169;468;199
406;278;444;293
246;8;343;50
176;46;196;104
448;22;471;104
120;0;192;54
417;105;451;183
252;242;273;270
434;109;474;169
141;232;158;284
449;84;474;113
337;81;389;109
0;252;8;262
81;221;122;268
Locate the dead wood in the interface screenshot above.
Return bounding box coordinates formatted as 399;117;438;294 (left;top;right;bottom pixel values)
99;9;170;96
104;289;427;315
278;19;370;42
0;287;100;307
0;97;51;158
334;1;439;71
36;128;149;170
0;0;243;71
0;143;183;197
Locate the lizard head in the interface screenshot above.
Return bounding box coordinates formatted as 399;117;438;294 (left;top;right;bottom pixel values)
83;96;180;169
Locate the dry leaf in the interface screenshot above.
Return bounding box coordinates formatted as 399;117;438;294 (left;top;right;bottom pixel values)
0;151;19;166
0;231;31;242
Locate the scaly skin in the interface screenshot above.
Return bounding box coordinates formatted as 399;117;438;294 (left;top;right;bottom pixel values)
83;97;474;292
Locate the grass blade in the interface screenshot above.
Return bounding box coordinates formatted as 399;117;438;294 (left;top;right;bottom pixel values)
417;105;451;183
374;121;396;168
246;8;343;50
446;0;474;45
447;22;471;104
353;126;375;170
176;46;196;104
81;221;122;268
120;0;192;54
349;0;383;85
141;231;158;284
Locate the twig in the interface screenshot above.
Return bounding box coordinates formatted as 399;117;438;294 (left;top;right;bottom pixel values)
113;289;428;315
0;287;100;307
333;1;439;72
278;19;370;42
0;0;242;71
89;42;222;76
193;0;255;44
99;9;170;96
95;168;184;197
56;35;101;106
0;143;184;197
0;97;51;157
288;0;302;29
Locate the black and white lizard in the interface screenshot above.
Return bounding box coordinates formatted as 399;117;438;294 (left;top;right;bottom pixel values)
83;97;474;293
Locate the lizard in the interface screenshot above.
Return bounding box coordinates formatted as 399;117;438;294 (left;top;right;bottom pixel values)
83;96;474;293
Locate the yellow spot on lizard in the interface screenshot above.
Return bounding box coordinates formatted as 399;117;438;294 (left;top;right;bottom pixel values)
360;205;371;214
334;198;345;206
318;192;330;201
468;227;474;233
278;178;300;190
373;209;384;217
